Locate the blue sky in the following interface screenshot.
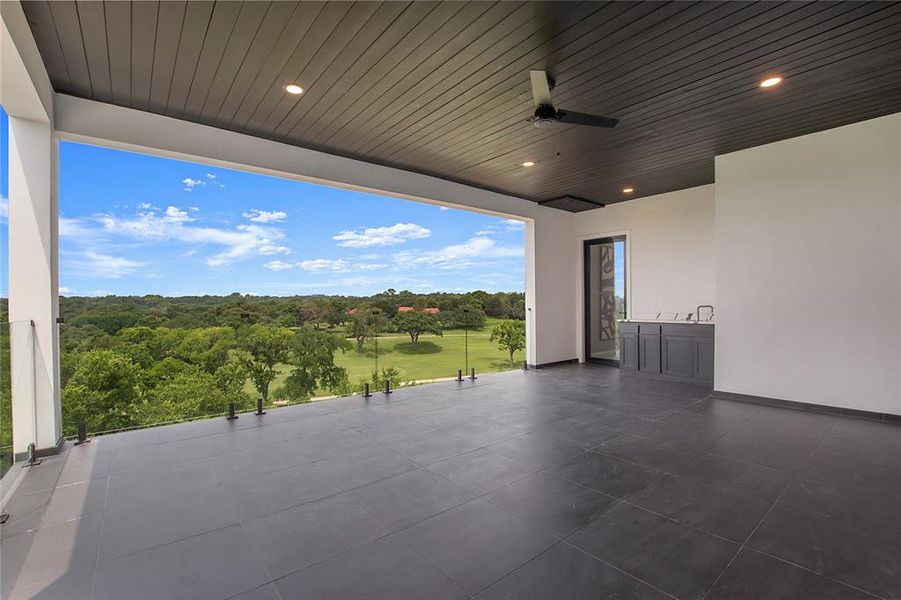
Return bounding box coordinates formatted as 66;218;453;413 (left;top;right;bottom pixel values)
0;112;523;297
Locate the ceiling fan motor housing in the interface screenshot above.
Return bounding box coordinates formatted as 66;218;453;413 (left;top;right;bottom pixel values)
532;103;558;127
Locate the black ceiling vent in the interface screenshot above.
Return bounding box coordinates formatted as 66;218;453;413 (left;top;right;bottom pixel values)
537;195;606;213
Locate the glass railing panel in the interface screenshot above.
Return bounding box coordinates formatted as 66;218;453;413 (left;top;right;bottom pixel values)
2;320;36;477
57;307;527;439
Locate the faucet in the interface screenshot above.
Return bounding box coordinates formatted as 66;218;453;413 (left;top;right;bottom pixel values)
696;305;714;321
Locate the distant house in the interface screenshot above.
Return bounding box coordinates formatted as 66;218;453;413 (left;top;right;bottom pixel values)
347;308;359;315
397;306;440;314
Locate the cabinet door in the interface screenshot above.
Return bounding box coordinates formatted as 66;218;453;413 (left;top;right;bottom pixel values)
662;336;692;378
640;334;661;373
693;337;715;382
621;333;639;371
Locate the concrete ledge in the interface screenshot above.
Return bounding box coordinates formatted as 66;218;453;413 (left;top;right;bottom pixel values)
711;390;901;425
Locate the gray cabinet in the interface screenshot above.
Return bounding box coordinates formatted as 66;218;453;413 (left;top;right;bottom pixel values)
621;332;639;371
693;337;714;382
640;332;661;373
662;335;693;378
621;322;714;386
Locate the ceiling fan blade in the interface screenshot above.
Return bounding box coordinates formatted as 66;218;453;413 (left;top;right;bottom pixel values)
529;70;553;107
556;110;619;128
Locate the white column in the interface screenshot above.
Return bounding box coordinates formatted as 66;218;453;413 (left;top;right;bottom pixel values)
8;116;61;454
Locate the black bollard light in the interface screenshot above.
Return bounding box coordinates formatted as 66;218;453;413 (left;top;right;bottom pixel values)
363;383;372;398
23;442;42;467
470;368;477;381
74;422;90;445
255;397;266;416
384;379;392;394
456;369;463;382
523;360;529;371
226;402;239;421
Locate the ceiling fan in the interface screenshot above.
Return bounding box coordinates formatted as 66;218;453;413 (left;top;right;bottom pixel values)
527;70;619;129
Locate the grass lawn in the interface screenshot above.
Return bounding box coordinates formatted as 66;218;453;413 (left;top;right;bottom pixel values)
244;318;525;398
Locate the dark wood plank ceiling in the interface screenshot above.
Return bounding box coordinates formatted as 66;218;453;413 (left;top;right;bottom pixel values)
22;0;901;211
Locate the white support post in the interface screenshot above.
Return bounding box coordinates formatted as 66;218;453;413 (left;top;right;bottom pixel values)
7;116;61;455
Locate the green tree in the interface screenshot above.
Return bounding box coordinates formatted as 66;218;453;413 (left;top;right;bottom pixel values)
237;324;294;403
276;328;351;402
393;311;443;348
345;308;386;353
490;319;526;367
62;349;141;435
141;370;246;424
173;326;236;373
448;304;486;329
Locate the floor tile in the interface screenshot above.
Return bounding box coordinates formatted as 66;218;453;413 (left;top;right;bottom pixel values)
274;534;466;599
484;471;618;538
0;515;102;599
94;525;270;600
477;542;669;600
99;483;239;560
400;498;556;595
385;431;482;466
429;447;541;495
222;462;341;521
243;493;389;579
667;452;793;502
554;450;662;498
568;503;738;599
312;448;419;491
748;503;901;598
106;457;220;508
627;474;771;542
707;548;876;599
488;432;586;471
348;468;475;531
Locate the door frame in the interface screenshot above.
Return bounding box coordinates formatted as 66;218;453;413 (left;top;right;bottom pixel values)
583;236;628;365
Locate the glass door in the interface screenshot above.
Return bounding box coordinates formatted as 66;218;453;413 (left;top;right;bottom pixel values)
584;236;626;364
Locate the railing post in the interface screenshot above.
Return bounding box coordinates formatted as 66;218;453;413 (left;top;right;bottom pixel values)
226;402;238;421
384;379;392;394
363;383;372;398
456;369;463;382
74;422;90;445
470;368;477;380
23;442;41;467
254;397;266;416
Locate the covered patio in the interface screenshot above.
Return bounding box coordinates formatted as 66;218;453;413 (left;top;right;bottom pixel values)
2;365;898;599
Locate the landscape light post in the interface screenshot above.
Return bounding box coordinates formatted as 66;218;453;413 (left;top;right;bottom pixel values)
463;307;470;375
370;308;380;374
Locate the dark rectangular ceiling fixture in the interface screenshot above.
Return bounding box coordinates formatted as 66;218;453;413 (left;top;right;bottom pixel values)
538;195;606;213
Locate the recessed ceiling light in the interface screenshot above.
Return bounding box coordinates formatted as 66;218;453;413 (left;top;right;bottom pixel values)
759;76;783;89
622;187;634;193
284;84;304;95
522;161;536;167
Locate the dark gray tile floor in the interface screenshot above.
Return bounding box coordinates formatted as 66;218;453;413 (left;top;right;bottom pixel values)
1;364;898;599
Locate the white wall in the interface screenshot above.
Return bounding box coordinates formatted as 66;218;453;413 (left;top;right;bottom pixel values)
716;114;901;416
572;185;716;361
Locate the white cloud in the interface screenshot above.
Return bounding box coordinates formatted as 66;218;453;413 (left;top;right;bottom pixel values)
502;218;525;230
263;260;294;271
439;206;450;211
136;202;154;210
164;205;194;224
354;263;388;271
243;209;287;224
96;207;290;267
182;177;206;191
69;250;147;278
393;236;522;270
297;258;349;272
59;286;77;295
205;173;217;179
333;223;430;248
